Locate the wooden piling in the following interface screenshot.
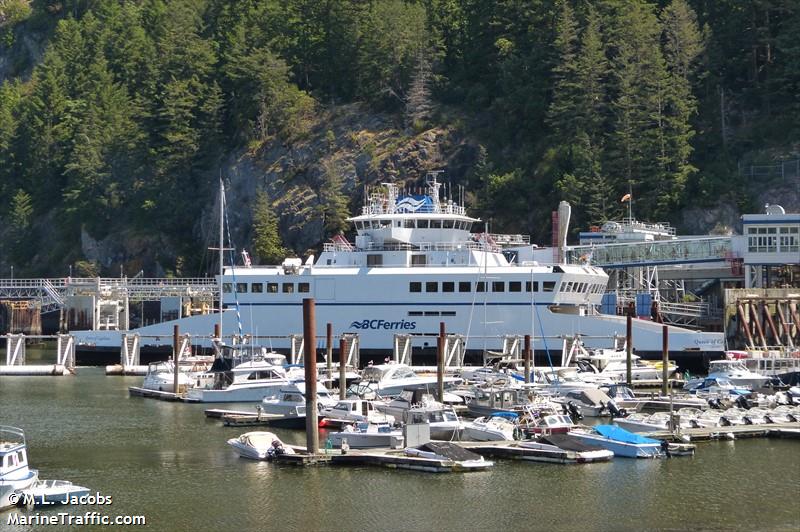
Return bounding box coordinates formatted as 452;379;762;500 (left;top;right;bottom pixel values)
302;299;319;455
524;334;531;384
762;301;780;345
661;324;669;396
326;323;333;382
751;301;768;348
626;302;633;386
214;323;221;342
339;337;347;400
438;322;445;403
737;302;755;349
173;325;179;394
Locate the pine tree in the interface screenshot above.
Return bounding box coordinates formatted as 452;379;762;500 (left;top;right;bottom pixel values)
251;190;286;265
318;159;351;237
405;51;434;131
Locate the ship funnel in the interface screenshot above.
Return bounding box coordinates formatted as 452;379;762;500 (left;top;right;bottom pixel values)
557;201;571;263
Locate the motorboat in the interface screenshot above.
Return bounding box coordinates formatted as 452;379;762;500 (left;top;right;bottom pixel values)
563;425;664;458
613;412;696;433
554;389;615;417
519;404;576;436
705;360;770;389
535;368;604;394
0;426;38;511
765;405;799;424
328;422;404;449
15;480;91;507
259;382;338;428
517;436;615;464
186;358;292;403
465;386;549;417
141;358;213;393
580;349;678;382
741;407;770;425
686;377;751;398
227;432;296;460
320;399;395;426
405;403;463;441
462;412;520;441
403;442;494;471
357;363;461;398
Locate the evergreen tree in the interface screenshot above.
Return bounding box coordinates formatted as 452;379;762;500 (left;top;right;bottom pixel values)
318;159;350;237
251;190;286;265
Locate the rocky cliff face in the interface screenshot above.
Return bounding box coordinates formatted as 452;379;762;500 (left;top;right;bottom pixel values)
217;103;479;259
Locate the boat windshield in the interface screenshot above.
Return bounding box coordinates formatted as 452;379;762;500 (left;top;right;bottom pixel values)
362;367;385;382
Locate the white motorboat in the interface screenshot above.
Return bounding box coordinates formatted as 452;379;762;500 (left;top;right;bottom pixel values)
462;412;520;441
328;422;404;449
581;349;678;382
403;442;493;471
260;382;338;427
320;399;395;426
686;377;751;398
358;363;461;398
614;412;696;433
0;426;38;511
227;432;296;460
554;389;614;417
563;425;664;458
374;388;463;439
186;358;292;403
705;360;770;390
517;436;615;464
141;358;213;393
16;480;91;507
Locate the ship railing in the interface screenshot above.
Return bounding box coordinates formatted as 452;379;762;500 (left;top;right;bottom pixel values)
324;241;493;253
0;425;26;447
360;203;468;216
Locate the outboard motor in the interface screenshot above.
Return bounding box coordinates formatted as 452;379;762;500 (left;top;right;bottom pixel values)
707;397;723;410
735;395;750;410
566;400;583;421
606;400;626;418
660;439;671;458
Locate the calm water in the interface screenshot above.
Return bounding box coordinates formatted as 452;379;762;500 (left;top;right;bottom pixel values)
1;366;799;531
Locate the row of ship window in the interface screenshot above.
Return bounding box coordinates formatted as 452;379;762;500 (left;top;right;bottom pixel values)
409;280;605;294
354;219;473;230
223;280;606;295
223;282;310;294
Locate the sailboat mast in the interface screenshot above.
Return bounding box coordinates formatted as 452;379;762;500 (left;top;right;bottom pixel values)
219;179;225;336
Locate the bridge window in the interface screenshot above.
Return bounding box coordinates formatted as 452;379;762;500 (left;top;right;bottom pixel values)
367;254;383;267
411;254;427;267
443;220;455;229
298;283;310;293
543;281;555;292
403;220;414;228
267;283;278;293
430;220;442;229
442;282;455;292
282;283;294;293
526;281;539;292
426;282;438;292
236;283;248;293
492;281;505;292
476;281;486;292
222;283;233;293
410;282;422;292
509;281;521;292
251;283;263;293
459;282;471;292
417;220;429;228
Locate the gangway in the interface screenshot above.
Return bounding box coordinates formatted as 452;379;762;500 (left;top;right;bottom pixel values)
568;236;733;269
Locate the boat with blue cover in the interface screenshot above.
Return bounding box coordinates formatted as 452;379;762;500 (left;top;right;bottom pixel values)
562;424;664;458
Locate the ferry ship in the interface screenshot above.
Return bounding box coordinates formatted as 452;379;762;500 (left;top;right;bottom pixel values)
73;176;724;366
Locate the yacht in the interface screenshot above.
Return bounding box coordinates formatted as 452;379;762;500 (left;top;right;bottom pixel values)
320;399;395;426
357;363;461;397
328;422;404;449
186;358;292;403
1;426;38;511
73;175;724;363
463;412;520;441
705;360;770;389
377;390;463;440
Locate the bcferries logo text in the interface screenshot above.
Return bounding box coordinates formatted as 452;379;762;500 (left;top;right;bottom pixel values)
349;319;416;330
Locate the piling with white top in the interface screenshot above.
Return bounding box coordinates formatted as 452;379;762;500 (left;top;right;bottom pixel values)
662;324;669;396
626;302;634;386
339;337;347;400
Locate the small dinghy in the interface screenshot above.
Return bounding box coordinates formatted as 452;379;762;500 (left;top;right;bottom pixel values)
227;432;296;461
16;480;90;507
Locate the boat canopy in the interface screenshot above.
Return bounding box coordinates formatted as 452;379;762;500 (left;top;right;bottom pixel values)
492;411;519;420
594;425;659;445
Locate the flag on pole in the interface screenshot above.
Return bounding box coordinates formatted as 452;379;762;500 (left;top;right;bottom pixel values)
620;193;632;202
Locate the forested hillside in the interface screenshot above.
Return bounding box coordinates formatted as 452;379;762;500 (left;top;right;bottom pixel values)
0;0;797;276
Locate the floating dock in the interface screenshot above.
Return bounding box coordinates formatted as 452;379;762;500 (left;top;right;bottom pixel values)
650;422;800;441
